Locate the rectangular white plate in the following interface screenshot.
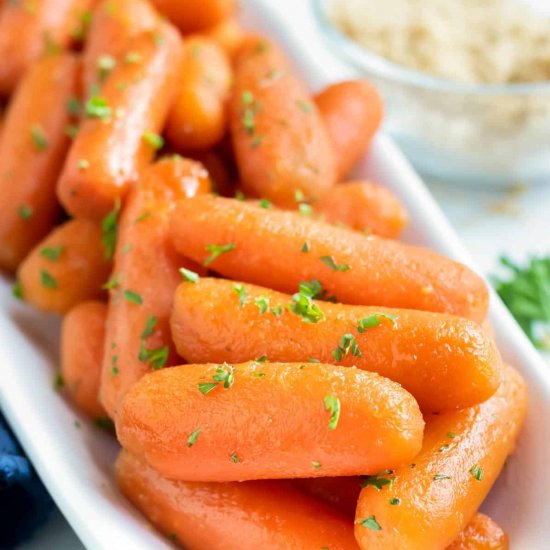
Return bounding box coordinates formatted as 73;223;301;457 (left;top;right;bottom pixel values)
1;1;549;548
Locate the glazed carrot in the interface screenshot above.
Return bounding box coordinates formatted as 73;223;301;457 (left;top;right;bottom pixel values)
61;301;107;418
148;0;236;33
314;181;409;238
203;17;245;61
57;23;184;220
170;278;501;412
446;513;509;550
82;0;159;96
166;37;232;151
0;0;92;95
116;361;424;481
0;54;78;271
354;364;526;550
17;218;111;314
315;80;384;180
294;477;361;518
116;450;358;550
99;157;209;418
230;35;337;206
169;196;489;322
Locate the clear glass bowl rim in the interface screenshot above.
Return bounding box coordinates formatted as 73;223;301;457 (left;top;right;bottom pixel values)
312;0;550;97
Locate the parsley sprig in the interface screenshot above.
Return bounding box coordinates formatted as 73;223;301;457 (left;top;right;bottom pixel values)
492;256;550;349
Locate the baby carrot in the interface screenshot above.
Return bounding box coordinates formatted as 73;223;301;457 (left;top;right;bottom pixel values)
16;218;111;314
354;364;526;550
0;53;78;271
314;181;409;238
230;35;337;207
315;80;384;180
446;513;508;550
0;0;91;95
61;301;107;418
203;17;245;61
294;477;361;518
116;361;424;481
169;195;489;322
148;0;236;33
116;450;358;550
82;0;159;96
57;22;184;220
166;37;232;151
171;278;501;412
99;157;209;418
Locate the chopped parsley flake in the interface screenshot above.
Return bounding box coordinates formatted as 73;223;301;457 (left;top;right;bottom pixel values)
66;96;81;116
358;516;382;531
259;198;271;209
361;471;395;491
230;452;240;463
271;305;283;316
85;96;111;121
40;269;58;289
187;427;201;448
138;345;169;370
12;281;24;300
179;267;199;283
433;474;451;480
241;90;261;135
40;246;65;261
102;275;120;290
31;124;48;151
54;372;64;388
320;255;350;272
142;131;164;150
446;432;457;439
18;204;33;220
198;363;235;395
470;465;483;481
123;290;142;304
141;315;157;339
301;242;309;253
125;51;142;64
255;295;270;314
357;313;397;333
323;394;340;430
389;497;401;506
289;288;325;323
254;355;268;363
333;333;361;362
298;203;313;216
233;283;248;306
312;460;322;469
101;198;121;260
204;243;236;266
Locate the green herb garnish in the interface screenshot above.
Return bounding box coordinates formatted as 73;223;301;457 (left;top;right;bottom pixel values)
101;198;121;260
333;334;361;362
142;131;164;150
40;269;58;289
187;427;201;447
84;96;112;121
123;289;142;304
179;267;199;283
40;246;65;261
320;255;350;272
357;313;397;333
323;395;340;430
204;243;236;266
358;516;382;531
470;465;483;481
30;124;48;151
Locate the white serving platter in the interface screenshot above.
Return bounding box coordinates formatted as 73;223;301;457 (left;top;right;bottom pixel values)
1;1;549;548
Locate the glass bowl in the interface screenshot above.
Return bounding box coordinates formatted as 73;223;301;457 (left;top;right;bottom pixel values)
312;0;550;186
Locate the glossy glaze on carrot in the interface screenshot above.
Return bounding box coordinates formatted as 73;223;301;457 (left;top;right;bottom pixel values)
169;195;489;322
116;361;424;481
58;22;184;219
170;278;501;412
116;450;359;550
99;157;209;418
354;364;526;550
0;54;78;271
446;513;509;550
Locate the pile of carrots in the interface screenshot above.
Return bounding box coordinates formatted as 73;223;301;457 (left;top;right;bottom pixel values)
0;0;525;548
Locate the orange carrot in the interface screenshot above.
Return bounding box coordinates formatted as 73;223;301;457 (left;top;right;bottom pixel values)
61;301;107;418
169;195;489;322
17;218;111;314
314;181;409;238
294;477;361;519
82;0;159;96
166;37;232;151
116;450;358;550
315;80;383;179
0;54;78;271
230;35;337;206
99;156;209;418
354;364;526;550
446;513;509;550
0;0;92;95
148;0;236;33
116;361;424;481
57;23;184;220
203;17;245;61
170;278;501;412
